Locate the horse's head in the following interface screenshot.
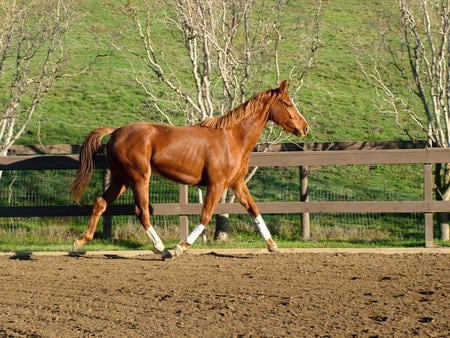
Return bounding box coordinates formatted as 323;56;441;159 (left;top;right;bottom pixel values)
269;80;309;137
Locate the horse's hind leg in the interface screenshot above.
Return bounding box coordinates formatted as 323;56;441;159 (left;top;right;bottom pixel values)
73;179;126;251
131;179;172;259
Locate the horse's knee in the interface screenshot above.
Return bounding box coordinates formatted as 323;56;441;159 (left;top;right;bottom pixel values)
200;212;213;226
135;205;150;222
239;197;250;210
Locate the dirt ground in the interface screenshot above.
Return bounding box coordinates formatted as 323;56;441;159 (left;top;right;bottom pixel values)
0;249;449;338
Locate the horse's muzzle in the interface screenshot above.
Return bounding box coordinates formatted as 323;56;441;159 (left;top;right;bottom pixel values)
294;124;309;137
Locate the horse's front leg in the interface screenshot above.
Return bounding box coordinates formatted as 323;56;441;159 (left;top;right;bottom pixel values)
231;180;278;252
174;184;223;256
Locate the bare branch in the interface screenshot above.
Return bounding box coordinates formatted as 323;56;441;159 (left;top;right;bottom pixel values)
360;0;450;239
0;0;73;157
292;0;323;95
120;0;322;129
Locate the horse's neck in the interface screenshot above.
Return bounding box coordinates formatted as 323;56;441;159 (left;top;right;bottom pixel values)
230;104;270;154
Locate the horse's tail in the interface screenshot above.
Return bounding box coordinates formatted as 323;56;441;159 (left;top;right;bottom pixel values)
70;127;116;203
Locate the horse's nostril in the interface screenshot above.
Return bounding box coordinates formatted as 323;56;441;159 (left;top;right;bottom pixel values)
304;125;309;134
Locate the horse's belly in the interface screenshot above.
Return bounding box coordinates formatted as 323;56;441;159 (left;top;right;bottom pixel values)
150;155;205;186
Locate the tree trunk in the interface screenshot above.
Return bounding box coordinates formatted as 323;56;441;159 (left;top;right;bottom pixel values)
214;214;230;241
435;163;450;241
438;213;450;241
214;190;229;241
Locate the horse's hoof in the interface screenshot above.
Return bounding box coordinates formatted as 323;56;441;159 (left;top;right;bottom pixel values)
266;238;279;253
153;241;165;254
174;243;188;256
72;239;83;251
160;249;173;260
268;244;279;253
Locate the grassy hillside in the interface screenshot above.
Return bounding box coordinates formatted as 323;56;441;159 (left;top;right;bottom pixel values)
17;0;421;146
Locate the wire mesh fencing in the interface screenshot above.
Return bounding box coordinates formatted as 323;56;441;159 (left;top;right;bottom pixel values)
0;163;425;246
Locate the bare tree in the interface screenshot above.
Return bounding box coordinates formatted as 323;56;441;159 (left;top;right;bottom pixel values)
115;0;322;239
0;0;72;160
359;0;450;241
117;0;321;124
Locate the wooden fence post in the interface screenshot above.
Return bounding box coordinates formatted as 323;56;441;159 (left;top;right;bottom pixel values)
179;184;189;241
300;165;310;240
423;163;434;247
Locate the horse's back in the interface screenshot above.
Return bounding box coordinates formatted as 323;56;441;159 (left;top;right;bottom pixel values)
109;121;217;153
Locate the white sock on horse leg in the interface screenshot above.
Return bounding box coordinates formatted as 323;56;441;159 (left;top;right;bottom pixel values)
185;224;205;245
145;226;165;252
254;215;272;240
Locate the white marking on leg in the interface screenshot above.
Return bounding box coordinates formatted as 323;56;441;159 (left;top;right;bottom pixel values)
254;215;272;240
146;226;165;253
185;224;205;245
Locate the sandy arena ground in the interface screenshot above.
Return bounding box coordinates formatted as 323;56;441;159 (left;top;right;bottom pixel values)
0;248;449;337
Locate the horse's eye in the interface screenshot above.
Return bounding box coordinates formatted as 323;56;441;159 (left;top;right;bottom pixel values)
281;99;291;107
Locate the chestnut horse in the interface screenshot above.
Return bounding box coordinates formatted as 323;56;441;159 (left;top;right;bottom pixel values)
70;80;308;259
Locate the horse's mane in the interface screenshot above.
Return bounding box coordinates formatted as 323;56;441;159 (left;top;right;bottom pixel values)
199;90;274;129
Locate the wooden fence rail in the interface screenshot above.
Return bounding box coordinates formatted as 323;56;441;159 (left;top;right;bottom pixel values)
2;147;450;247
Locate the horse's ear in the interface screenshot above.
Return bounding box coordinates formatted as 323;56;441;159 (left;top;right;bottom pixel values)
278;80;289;93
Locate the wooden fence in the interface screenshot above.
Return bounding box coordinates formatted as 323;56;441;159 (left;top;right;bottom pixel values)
1;145;450;247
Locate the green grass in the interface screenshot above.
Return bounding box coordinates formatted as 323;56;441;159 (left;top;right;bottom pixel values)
1;237;444;254
15;0;422;145
2;237;448;253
